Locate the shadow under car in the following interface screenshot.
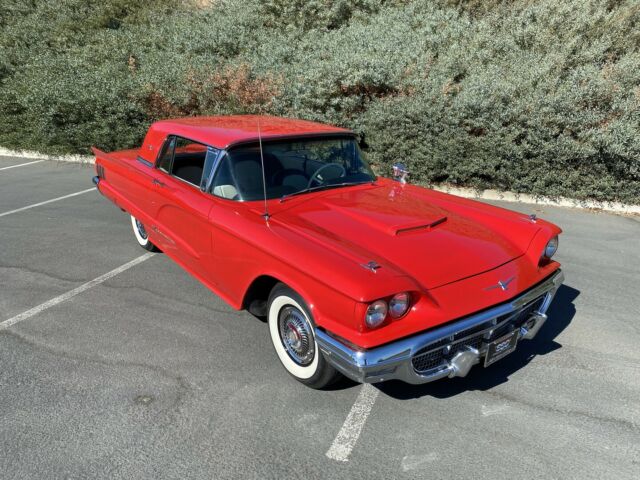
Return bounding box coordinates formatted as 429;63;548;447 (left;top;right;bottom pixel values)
370;283;579;399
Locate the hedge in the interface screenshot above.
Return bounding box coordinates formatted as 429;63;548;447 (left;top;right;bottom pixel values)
0;0;638;203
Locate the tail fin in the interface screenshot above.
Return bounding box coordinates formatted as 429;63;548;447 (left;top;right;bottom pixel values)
91;146;108;160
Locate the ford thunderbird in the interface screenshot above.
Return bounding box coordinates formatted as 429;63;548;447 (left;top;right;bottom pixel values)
92;115;563;389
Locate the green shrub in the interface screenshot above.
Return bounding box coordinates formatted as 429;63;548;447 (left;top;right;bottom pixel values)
0;0;638;203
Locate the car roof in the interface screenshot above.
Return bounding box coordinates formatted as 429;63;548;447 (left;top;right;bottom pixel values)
150;115;353;149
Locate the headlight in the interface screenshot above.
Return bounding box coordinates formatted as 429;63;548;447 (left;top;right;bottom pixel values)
544;236;559;259
389;292;410;318
365;300;387;328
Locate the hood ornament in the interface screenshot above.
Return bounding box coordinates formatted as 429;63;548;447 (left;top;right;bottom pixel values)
392;163;409;184
484;276;515;292
361;261;381;273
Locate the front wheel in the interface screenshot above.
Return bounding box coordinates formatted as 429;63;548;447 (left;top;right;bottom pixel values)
130;215;160;252
268;284;341;389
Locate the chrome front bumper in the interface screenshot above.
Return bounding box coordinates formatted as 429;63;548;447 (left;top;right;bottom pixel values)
316;269;564;385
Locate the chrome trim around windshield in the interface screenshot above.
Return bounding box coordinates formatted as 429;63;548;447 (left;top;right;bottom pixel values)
316;269;564;385
203;147;224;193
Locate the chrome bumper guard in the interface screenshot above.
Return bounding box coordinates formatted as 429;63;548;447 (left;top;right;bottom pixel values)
316;269;564;385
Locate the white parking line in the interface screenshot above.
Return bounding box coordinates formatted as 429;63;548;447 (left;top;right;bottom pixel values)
0;160;44;171
0;160;44;170
0;253;155;331
0;188;95;218
325;383;379;462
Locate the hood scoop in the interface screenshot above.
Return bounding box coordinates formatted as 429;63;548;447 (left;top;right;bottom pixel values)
391;216;447;236
329;202;448;237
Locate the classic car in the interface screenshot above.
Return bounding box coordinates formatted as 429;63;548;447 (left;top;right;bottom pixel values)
92;115;564;389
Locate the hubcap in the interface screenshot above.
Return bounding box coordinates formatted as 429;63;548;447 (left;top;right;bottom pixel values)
278;306;315;366
135;218;148;240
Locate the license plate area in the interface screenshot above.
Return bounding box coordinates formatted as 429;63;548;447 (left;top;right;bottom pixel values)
484;330;519;367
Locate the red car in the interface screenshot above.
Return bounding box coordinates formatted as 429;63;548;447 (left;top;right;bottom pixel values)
92;115;563;389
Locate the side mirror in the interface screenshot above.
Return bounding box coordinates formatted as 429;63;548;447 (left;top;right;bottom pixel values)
392;163;409;184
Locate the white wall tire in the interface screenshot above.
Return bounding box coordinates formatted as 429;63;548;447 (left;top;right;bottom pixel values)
269;295;319;379
267;284;341;388
130;215;160;252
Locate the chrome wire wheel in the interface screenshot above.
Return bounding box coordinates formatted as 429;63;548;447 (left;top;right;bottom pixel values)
135;218;148;240
278;306;315;366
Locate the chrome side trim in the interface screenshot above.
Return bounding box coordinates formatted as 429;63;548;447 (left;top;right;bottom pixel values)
317;269;564;385
136;156;153;168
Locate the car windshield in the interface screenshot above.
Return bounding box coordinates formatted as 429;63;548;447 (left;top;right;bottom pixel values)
210;136;376;201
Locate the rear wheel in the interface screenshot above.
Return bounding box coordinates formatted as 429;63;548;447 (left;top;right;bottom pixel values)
130;215;160;252
268;284;341;389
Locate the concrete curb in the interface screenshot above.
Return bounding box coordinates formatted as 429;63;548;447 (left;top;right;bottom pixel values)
1;146;638;215
0;147;93;164
429;185;640;215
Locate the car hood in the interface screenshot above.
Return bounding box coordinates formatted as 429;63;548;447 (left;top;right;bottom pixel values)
273;181;540;290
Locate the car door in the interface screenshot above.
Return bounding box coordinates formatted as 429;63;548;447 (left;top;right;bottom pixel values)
142;135;175;222
152;137;219;283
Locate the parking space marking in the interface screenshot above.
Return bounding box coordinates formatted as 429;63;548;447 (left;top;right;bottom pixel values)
0;160;44;171
325;383;379;462
0;188;95;218
0;253;155;331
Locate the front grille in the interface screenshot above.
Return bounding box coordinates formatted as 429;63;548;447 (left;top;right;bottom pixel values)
411;295;546;374
412;349;445;372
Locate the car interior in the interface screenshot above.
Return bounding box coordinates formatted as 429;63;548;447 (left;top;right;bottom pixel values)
211;139;374;201
160;136;374;201
171;141;207;186
212;148;307;201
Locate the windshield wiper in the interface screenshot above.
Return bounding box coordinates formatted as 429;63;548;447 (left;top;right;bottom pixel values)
279;181;372;202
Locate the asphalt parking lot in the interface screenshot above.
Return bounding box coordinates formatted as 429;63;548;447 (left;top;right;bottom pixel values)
1;156;639;479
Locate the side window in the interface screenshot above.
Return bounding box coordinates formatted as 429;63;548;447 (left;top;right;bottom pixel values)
211;154;239;200
171;137;208;186
156;135;213;189
157;136;176;173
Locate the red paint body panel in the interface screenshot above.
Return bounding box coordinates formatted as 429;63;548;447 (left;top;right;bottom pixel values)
93;116;561;350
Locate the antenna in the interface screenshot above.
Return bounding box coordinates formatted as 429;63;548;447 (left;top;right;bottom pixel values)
257;118;270;220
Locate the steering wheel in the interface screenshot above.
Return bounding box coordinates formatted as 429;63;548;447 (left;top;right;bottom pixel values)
306;163;346;189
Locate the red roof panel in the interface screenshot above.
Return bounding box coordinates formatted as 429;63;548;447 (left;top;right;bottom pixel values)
150;115;352;149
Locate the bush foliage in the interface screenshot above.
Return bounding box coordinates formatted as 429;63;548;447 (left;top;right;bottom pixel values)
1;0;638;203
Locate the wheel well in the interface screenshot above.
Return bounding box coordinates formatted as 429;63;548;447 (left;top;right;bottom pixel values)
242;275;281;317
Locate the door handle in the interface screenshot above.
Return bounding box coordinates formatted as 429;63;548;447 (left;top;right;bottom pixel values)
152;178;165;187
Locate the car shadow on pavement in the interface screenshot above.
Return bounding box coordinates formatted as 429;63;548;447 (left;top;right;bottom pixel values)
375;284;579;400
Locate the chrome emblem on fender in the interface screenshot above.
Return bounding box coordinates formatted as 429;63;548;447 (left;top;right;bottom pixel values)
360;261;381;273
485;276;515;292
